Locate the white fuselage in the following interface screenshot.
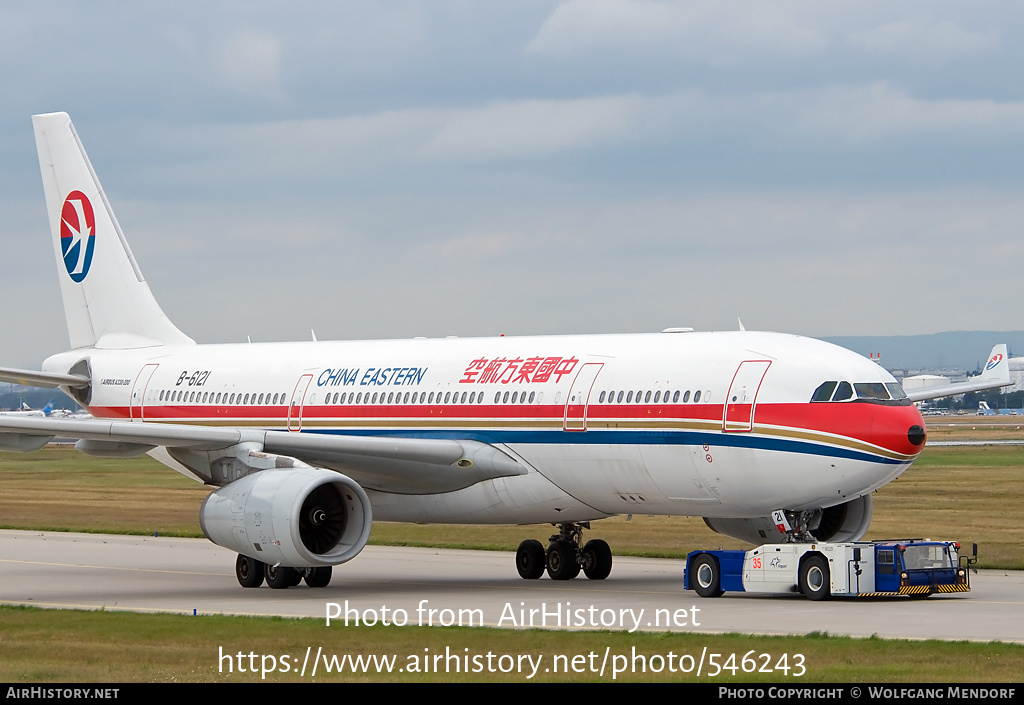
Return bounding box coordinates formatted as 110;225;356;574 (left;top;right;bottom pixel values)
45;329;925;525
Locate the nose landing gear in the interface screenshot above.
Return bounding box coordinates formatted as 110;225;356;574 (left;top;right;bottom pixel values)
516;522;613;581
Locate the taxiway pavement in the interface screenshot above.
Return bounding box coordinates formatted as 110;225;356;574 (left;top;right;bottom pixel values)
0;530;1020;642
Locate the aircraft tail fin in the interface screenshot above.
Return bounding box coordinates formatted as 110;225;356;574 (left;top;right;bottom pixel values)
32;112;193;350
979;344;1010;386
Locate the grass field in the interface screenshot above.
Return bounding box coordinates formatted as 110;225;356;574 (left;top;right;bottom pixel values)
0;436;1021;683
0;440;1021;568
2;606;1022;683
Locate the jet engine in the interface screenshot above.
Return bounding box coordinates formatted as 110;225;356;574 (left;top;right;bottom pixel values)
703;494;873;545
200;466;372;568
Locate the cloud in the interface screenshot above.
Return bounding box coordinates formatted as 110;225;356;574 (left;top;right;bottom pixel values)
416;94;651;160
527;0;828;64
219;29;285;100
847;17;998;66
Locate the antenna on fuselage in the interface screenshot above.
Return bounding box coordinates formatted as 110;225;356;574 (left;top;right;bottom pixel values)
738;318;746;332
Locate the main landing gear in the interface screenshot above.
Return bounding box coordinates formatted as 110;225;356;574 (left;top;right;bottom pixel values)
234;554;333;589
516;522;613;581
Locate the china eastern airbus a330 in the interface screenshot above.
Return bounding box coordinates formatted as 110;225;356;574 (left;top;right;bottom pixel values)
0;113;1010;589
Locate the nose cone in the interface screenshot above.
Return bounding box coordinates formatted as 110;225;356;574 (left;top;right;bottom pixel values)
872;404;927;457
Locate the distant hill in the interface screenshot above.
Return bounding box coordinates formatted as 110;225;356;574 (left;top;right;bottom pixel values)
822;331;1024;372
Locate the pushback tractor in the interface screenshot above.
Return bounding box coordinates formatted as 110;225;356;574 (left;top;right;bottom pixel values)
684;540;977;600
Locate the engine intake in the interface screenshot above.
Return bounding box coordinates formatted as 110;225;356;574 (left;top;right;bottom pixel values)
703;495;873;545
200;466;372;567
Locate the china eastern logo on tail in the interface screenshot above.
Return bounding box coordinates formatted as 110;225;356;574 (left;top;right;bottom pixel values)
987;353;1004;371
59;190;96;282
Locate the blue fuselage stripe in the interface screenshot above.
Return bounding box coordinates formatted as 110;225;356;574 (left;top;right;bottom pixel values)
291;427;908;466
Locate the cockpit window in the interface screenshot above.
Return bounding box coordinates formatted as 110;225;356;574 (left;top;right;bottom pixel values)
885;382;908;400
831;381;854;401
810;379;911;404
854;382;889;400
811;381;837;402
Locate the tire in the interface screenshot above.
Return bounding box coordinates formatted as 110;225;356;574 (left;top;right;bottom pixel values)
581;539;613;580
799;554;832;601
304;566;333;588
691;554;724;597
235;554;265;588
265;564;297;590
516;539;546;579
546;541;581;580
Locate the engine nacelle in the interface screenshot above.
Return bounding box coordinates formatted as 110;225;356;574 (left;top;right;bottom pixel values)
703;495;874;545
200;466;372;568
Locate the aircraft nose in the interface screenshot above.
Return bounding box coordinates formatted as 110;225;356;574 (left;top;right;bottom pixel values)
907;424;926;447
869;404;926;457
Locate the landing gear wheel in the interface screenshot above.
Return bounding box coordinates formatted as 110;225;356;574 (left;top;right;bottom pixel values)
581;539;612;580
265;564;297;590
235;554;265;588
304;566;333;588
288;569;303;587
516;539;546;579
546;541;581;580
799;555;831;601
691;554;724;598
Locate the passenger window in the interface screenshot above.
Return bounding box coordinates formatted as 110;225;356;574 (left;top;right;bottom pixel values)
600;391;606;403
654;391;661;403
494;392;500;403
511;392;518;404
460;392;467;404
503;391;510;403
645;391;652;403
617;391;623;403
694;390;701;403
529;392;535;403
626;391;633;403
673;390;680;403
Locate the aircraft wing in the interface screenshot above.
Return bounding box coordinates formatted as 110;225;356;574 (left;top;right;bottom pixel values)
0;415;526;493
0;366;90;389
906;344;1012;402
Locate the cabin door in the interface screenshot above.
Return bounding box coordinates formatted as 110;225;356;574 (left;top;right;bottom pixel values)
129;364;159;421
288;374;314;431
723;360;772;432
563;363;603;431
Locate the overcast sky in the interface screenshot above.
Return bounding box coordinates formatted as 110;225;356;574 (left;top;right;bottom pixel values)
2;2;1023;366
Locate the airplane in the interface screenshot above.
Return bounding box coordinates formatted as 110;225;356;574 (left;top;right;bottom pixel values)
0;400;58;418
0;112;1012;589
